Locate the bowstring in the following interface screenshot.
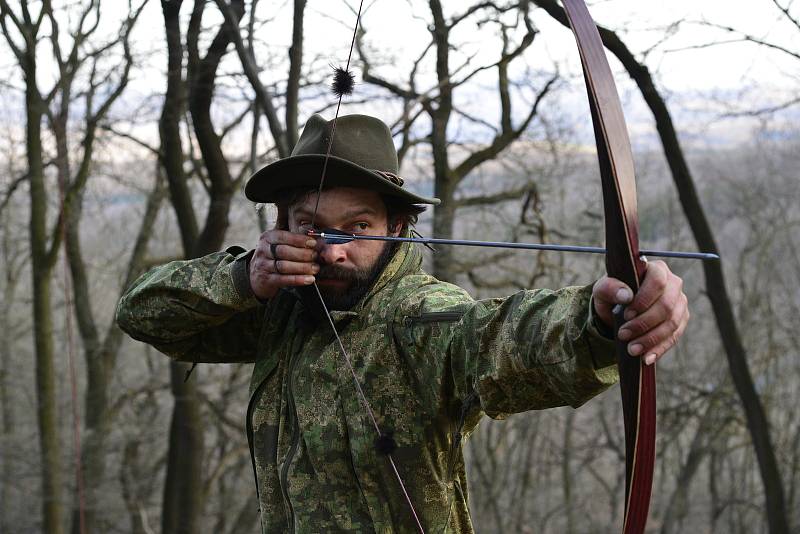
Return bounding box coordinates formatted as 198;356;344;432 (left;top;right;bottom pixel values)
308;2;425;532
309;0;362;230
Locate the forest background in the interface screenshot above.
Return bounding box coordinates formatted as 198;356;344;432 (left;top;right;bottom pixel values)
1;0;798;533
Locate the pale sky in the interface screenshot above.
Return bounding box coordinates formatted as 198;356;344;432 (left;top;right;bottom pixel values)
115;0;798;93
122;0;798;145
3;0;797;152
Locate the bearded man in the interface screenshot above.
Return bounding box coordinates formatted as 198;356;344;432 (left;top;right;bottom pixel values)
117;114;689;533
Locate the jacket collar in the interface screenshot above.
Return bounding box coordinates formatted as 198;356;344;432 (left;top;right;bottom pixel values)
327;240;422;322
343;240;422;315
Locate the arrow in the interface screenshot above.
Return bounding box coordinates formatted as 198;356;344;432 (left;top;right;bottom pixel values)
308;229;720;261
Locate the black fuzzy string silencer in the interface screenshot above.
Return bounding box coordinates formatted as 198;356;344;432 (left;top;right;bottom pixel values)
331;66;355;98
374;431;397;455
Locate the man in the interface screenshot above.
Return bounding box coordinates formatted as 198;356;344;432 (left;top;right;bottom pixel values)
117;114;688;533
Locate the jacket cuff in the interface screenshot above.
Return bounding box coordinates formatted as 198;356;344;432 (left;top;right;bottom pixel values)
588;294;615;340
227;247;263;306
584;291;617;369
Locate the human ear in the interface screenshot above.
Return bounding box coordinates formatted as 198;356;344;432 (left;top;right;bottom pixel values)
387;217;403;237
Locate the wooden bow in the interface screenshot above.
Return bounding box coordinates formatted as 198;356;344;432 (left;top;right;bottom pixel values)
562;1;655;532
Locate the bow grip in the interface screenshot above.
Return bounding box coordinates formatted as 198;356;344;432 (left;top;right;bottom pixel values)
612;303;627;356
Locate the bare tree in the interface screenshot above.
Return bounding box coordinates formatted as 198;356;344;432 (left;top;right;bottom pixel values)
38;4;151;532
157;0;259;531
0;2;81;530
0;1;158;532
0;179;29;534
674;0;800;117
531;1;791;532
214;0;307;158
357;0;558;282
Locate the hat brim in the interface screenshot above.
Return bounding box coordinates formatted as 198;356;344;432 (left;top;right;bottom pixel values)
245;154;440;205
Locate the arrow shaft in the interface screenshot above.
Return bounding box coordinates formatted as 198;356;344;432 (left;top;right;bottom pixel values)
309;232;719;261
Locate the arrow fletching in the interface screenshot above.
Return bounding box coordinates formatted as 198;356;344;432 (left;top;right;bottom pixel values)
310;228;356;245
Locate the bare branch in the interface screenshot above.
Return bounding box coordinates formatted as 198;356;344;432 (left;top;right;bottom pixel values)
219;103;252;140
770;0;800;33
0;0;27;62
684;20;800;61
453;72;558;180
213;0;290;157
453;182;537;208
716;95;800;118
448;1;516;29
98;124;161;156
0;172;27;219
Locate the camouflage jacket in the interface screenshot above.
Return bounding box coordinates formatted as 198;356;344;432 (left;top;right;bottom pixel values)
116;242;619;533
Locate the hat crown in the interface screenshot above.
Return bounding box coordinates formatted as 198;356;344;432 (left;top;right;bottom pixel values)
244;113;440;205
292;114;399;174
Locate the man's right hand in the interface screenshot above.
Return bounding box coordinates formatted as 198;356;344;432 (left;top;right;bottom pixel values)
249;230;319;301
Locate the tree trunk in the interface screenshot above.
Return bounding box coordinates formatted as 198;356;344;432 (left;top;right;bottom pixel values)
160;0;198;255
603;26;791;534
159;1;244;530
186;0;241;255
0;206;22;534
161;365;205;534
26;66;65;534
533;2;790;531
361;1;542;282
215;0;295;158
431;178;456;280
285;0;306;150
120;440;148;534
158;3;207;533
67;175;165;534
659;398;725;534
562;410;576;534
428;0;455;281
0;302;12;534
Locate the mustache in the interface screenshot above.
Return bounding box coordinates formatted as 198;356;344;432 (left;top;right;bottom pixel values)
306;242;397;311
315;241;396;284
316;263;371;283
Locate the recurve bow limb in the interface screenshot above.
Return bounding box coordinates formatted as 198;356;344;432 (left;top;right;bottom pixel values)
561;1;655;532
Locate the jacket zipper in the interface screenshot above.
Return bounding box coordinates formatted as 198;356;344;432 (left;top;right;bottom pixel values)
441;391;479;533
246;370;274;532
280;347;302;532
401;309;468;532
403;308;467;476
403;311;464;325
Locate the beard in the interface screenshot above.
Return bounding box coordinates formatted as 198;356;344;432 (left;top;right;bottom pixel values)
299;242;397;311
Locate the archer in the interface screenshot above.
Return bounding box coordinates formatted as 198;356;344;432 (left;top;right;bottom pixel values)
116;113;688;533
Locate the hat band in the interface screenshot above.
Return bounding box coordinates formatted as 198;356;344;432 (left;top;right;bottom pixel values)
373;170;404;187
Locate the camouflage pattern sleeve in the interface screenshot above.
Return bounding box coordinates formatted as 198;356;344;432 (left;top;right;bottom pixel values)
395;282;619;423
449;284;618;418
116;247;265;364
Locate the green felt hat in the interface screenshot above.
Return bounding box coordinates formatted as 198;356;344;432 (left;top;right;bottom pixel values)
245;113;439;205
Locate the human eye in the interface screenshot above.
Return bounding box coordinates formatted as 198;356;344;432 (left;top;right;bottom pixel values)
351;222;370;234
297;220;314;232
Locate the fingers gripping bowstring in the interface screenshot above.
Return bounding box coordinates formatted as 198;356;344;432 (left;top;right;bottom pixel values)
308;2;426;532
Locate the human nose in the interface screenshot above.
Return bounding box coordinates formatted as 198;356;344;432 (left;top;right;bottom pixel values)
318;240;348;265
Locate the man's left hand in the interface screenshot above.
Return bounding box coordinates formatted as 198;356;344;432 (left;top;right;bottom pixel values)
592;260;689;366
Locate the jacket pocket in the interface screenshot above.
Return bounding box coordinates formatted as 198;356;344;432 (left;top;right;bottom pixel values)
402;311;465;326
389;309;469;437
